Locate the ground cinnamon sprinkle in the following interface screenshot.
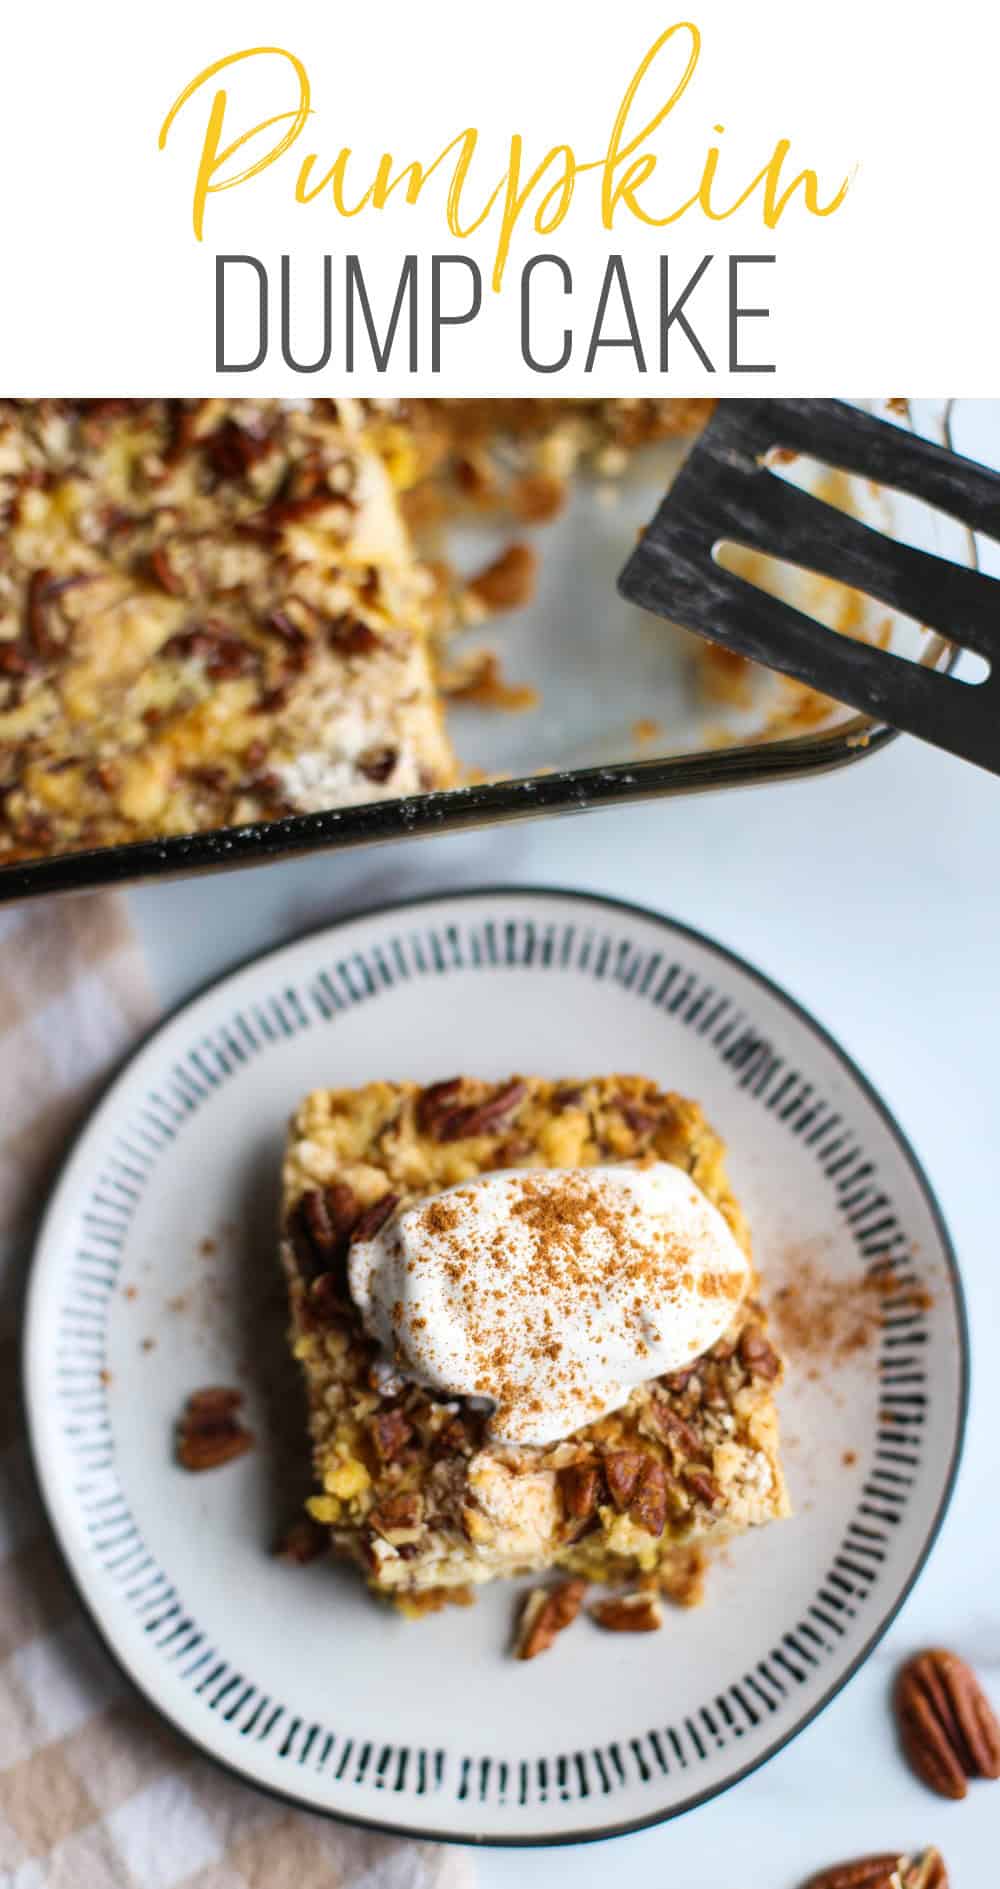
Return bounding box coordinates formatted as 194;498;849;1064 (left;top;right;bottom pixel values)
769;1245;904;1365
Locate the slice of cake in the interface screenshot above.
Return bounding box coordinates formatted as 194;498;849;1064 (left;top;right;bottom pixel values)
280;1075;789;1617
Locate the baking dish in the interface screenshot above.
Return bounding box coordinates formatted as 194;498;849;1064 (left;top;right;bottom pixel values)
0;399;968;904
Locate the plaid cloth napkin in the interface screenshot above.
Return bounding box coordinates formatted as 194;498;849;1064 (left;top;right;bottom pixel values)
0;893;474;1889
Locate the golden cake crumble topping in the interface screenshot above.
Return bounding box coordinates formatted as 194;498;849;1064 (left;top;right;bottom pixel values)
279;1073;790;1628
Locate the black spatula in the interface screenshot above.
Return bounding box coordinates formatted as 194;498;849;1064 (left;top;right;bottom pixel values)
617;399;1000;775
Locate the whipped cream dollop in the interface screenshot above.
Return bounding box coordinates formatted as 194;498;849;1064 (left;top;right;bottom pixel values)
348;1163;750;1446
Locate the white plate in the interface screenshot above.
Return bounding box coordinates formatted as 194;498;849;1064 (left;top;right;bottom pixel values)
24;889;967;1845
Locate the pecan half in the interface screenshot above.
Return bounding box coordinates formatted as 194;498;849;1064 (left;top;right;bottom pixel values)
350;1192;400;1245
590;1592;663;1634
515;1579;586;1660
288;1182;359;1278
559;1462;602;1524
603;1450;644;1510
274;1516;328;1564
630;1455;668;1537
370;1408;414;1462
435;1080;527;1142
802;1851;948;1889
895;1649;1000;1798
176;1386;254;1471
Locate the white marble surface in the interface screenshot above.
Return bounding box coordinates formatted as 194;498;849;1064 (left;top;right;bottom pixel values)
129;402;1000;1886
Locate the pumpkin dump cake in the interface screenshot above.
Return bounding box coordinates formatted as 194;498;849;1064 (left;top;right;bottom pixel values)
0;397;721;868
280;1075;789;1627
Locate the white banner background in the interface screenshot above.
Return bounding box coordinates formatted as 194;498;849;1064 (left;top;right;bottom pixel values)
1;0;996;393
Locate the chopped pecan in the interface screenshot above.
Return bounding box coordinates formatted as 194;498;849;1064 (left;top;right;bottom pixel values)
370;1409;414;1462
26;569;60;660
895;1648;1000;1798
603;1450;644;1510
274;1515;328;1564
657;1543;707;1609
416;1077;464;1134
176;1386;254;1471
369;1492;423;1539
264;608;309;646
613;1095;661;1137
435;1080;527;1142
590;1592;663;1634
515;1579;586;1660
243;487;335;535
190;764;229;792
357;746;397;785
202;417;273;483
739;1326;782;1381
430;1415;472;1459
350;1193;400;1245
559;1462;602;1524
802;1852;948;1889
496;1134;533;1166
645;1398;705;1461
662;1362;700;1394
328;612;379;656
161;624;257;681
161;398;204;466
699;1360;731;1408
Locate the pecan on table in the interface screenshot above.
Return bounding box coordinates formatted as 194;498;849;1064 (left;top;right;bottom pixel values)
802;1851;948;1889
894;1647;1000;1798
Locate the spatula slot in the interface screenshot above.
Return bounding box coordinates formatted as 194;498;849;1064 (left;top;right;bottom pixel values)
711;542;991;685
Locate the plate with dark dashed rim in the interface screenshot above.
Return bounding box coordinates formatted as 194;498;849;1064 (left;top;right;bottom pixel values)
24;887;968;1845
